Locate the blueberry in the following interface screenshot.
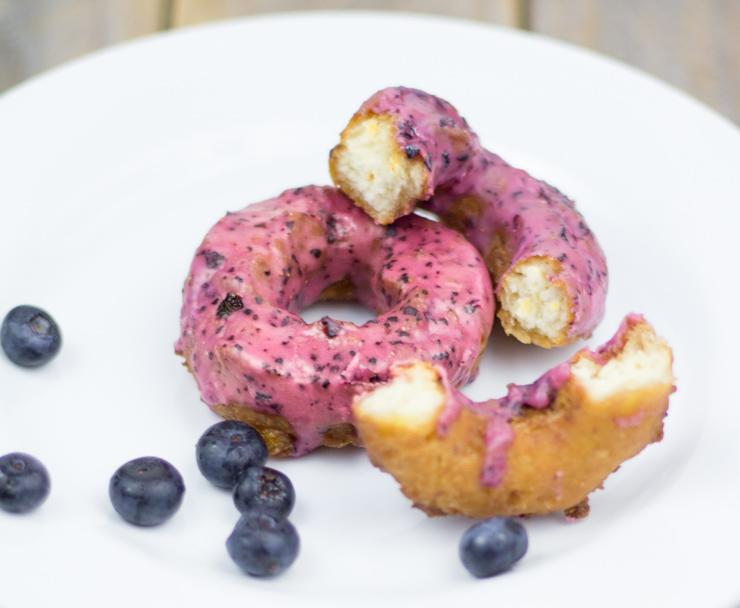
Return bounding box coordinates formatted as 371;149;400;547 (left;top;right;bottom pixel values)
233;466;295;517
0;453;51;514
459;517;528;578
226;511;299;577
1;305;62;367
109;456;185;526
196;420;268;488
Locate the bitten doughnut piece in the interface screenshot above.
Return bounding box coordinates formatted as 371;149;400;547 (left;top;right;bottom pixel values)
329;87;478;225
352;314;675;518
176;186;494;456
330;87;607;347
426;150;608;348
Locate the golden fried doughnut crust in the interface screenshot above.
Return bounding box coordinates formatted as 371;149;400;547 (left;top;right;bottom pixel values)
352;315;675;518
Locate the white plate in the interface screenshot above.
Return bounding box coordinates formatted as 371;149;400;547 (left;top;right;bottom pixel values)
1;11;738;608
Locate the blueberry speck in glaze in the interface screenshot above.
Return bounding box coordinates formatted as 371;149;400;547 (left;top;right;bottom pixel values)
226;511;300;577
204;250;225;268
459;517;528;578
1;305;61;367
109;457;185;526
196;420;268;488
217;293;244;318
0;453;51;514
233;466;295;517
321;316;341;338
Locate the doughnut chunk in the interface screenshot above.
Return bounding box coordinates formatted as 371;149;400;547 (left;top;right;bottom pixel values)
175;186;494;456
329;86;607;347
352;314;675;518
329;87;478;225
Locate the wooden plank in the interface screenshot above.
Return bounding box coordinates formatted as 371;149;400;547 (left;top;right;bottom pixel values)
0;0;168;94
528;0;740;125
4;0;738;127
171;0;523;28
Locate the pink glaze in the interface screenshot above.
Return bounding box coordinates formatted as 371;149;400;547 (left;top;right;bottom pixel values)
349;87;607;344
176;186;494;455
615;411;645;428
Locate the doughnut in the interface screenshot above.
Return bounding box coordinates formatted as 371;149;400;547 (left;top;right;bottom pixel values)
329;87;608;348
352;314;675;518
175;185;494;456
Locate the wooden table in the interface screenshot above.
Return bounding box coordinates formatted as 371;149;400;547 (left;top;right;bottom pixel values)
1;0;738;126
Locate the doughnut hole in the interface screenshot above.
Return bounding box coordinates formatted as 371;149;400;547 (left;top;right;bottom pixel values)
497;258;571;348
330;113;427;224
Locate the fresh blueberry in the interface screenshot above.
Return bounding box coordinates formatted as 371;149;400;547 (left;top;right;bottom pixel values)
0;453;51;514
226;511;299;577
459;517;528;578
109;456;185;526
233;466;295;517
196;420;268;488
1;305;62;367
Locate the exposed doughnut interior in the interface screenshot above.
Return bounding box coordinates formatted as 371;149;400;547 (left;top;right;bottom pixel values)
570;321;674;400
432;196;581;348
352;316;675;518
352;362;445;432
497;257;572;347
330;113;427;224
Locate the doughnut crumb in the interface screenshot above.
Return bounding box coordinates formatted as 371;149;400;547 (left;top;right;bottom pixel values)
497;258;571;347
330;113;427;224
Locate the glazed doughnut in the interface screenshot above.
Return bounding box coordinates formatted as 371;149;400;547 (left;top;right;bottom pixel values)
175;185;494;456
329;87;608;348
352;314;675;518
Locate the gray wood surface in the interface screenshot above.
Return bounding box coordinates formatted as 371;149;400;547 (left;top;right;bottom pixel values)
529;0;740;126
1;0;738;125
0;0;166;91
171;0;522;26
